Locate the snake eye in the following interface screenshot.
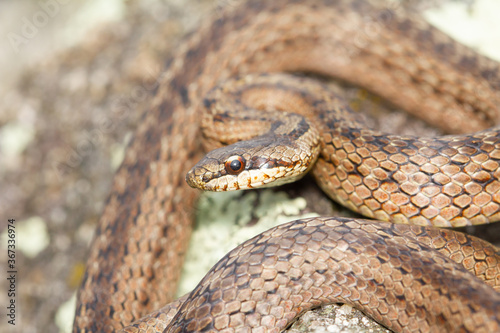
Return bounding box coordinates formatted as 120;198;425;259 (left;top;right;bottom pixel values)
225;155;246;175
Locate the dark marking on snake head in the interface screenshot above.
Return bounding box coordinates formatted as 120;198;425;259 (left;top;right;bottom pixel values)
287;117;310;139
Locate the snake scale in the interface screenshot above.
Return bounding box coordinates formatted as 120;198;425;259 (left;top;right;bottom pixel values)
73;0;500;332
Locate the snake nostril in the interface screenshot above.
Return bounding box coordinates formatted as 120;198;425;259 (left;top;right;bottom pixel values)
202;174;212;183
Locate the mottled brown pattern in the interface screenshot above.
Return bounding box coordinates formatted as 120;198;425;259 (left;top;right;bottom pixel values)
124;218;500;332
73;0;500;332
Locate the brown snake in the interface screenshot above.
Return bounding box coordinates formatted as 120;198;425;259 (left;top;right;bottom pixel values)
73;0;500;332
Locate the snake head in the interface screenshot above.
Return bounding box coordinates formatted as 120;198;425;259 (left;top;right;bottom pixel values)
186;135;319;191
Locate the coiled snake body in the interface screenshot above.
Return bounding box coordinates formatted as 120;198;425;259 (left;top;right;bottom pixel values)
73;1;500;332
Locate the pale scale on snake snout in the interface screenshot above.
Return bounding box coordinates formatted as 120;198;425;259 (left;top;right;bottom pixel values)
73;1;500;332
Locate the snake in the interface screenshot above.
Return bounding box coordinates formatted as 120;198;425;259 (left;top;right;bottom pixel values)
72;0;500;332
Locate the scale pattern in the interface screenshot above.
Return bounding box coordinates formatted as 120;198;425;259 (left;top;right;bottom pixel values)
74;0;500;332
123;218;500;333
